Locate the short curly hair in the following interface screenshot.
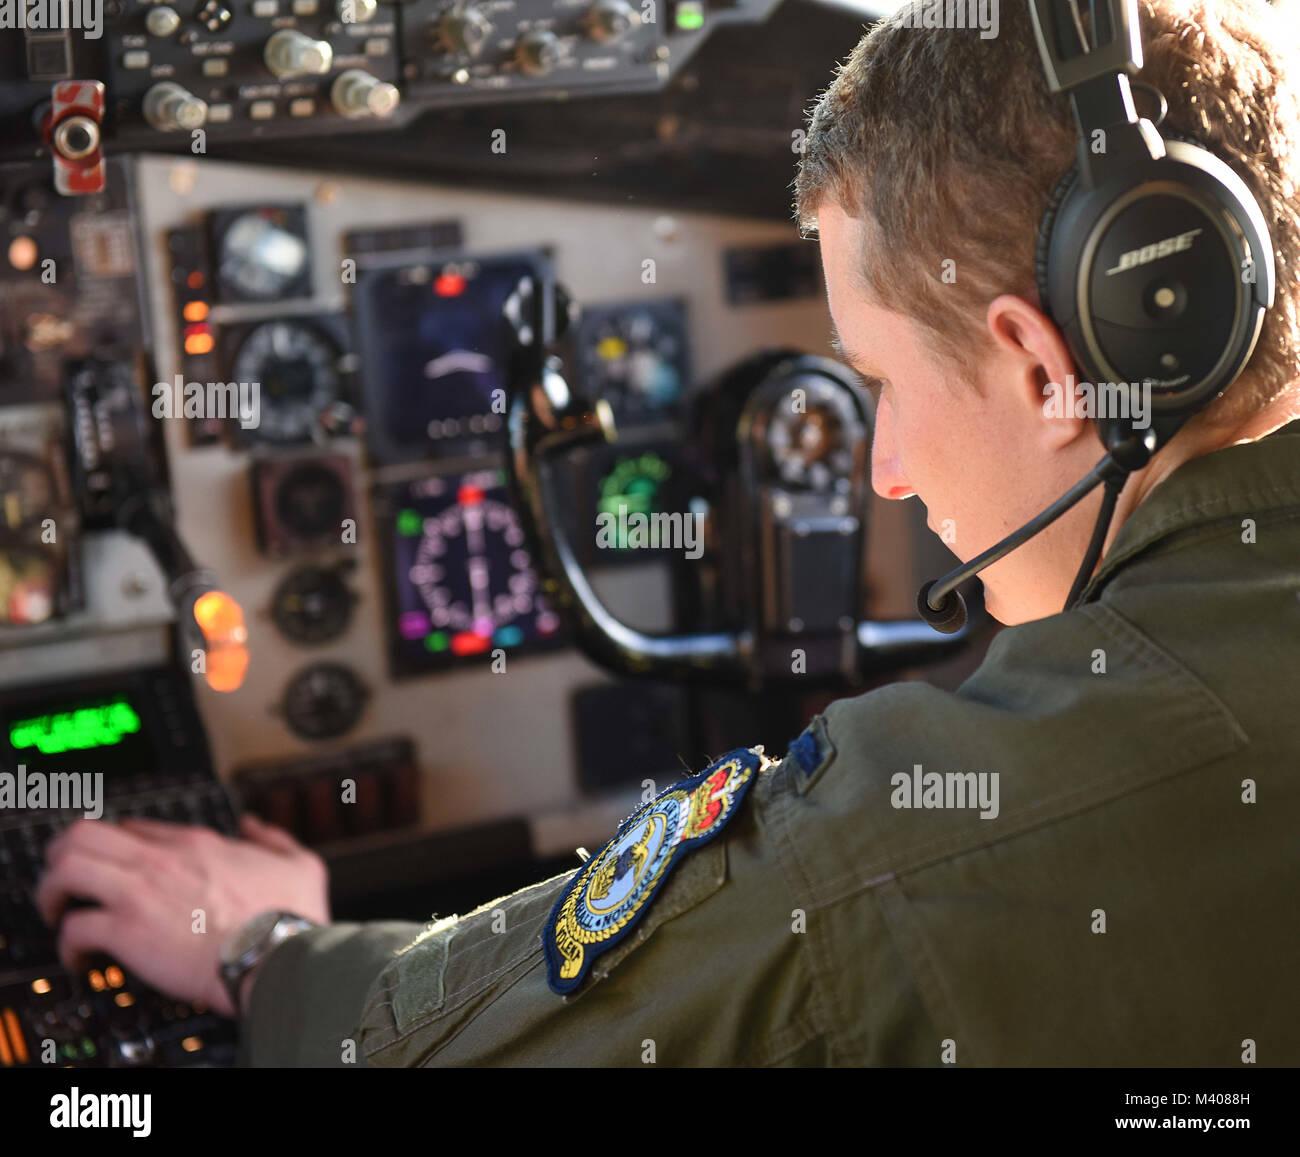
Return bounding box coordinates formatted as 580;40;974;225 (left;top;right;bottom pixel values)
794;0;1300;430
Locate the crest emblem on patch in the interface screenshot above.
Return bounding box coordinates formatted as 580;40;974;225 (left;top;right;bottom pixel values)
543;747;767;994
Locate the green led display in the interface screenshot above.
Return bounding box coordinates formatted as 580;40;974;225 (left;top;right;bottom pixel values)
9;697;143;755
676;3;706;32
397;508;425;537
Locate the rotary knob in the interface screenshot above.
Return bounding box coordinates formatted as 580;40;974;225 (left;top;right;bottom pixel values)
439;5;494;56
264;29;334;80
586;0;638;43
145;5;181;36
331;70;401;118
515;29;560;76
337;0;377;22
143;82;208;131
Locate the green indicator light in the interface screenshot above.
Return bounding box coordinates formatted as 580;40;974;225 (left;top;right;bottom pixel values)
396;509;424;537
676;3;705;31
424;631;449;652
9;697;143;755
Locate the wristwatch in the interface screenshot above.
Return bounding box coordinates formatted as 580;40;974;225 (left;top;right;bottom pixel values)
218;911;319;1017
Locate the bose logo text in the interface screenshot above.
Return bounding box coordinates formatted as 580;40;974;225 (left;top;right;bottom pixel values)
1105;229;1203;276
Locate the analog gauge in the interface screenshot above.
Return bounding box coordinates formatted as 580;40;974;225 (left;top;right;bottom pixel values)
273;460;348;540
270;564;354;645
578;301;688;426
253;454;355;555
215;208;310;302
282;662;366;740
763;376;860;493
0;451;55;536
231;320;341;444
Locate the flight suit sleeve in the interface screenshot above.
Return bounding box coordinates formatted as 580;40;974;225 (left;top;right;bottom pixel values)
239;921;425;1067
351;757;829;1067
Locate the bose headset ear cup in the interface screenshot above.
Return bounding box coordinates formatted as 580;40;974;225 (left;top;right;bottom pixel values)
1038;134;1274;426
1035;93;1183;322
1035;163;1080;319
1034;136;1239;367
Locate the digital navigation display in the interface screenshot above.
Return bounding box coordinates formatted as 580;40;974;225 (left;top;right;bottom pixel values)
377;467;564;676
353;253;544;464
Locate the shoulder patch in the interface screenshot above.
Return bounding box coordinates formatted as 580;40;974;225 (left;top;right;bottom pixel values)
787;728;822;776
543;747;766;995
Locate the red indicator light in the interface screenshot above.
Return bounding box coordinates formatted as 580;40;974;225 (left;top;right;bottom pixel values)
450;631;491;656
186;272;205;290
433;273;467;297
457;484;485;507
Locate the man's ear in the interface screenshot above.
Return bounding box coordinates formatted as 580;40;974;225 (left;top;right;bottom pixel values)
985;294;1088;451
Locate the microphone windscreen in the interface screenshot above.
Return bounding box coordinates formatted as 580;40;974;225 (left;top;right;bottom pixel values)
917;579;968;635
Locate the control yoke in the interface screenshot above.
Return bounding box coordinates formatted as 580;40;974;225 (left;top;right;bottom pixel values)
503;272;981;689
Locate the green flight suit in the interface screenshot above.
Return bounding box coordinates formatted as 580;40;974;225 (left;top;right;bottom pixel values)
239;418;1300;1066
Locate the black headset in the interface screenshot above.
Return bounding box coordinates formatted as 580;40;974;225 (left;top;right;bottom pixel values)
1032;0;1275;452
918;0;1277;632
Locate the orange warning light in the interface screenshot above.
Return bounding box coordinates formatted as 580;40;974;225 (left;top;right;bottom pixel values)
193;590;250;692
184;330;215;356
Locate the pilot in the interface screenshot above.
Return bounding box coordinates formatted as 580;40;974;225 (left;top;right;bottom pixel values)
35;0;1300;1066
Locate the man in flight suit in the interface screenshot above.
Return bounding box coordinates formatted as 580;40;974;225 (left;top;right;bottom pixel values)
36;0;1300;1065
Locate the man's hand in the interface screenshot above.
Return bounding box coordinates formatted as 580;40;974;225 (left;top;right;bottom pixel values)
33;813;331;1020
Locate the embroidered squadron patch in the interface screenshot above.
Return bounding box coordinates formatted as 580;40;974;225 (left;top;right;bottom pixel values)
543;747;767;995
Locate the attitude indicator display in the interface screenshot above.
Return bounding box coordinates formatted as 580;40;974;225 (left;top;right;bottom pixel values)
380;468;563;675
